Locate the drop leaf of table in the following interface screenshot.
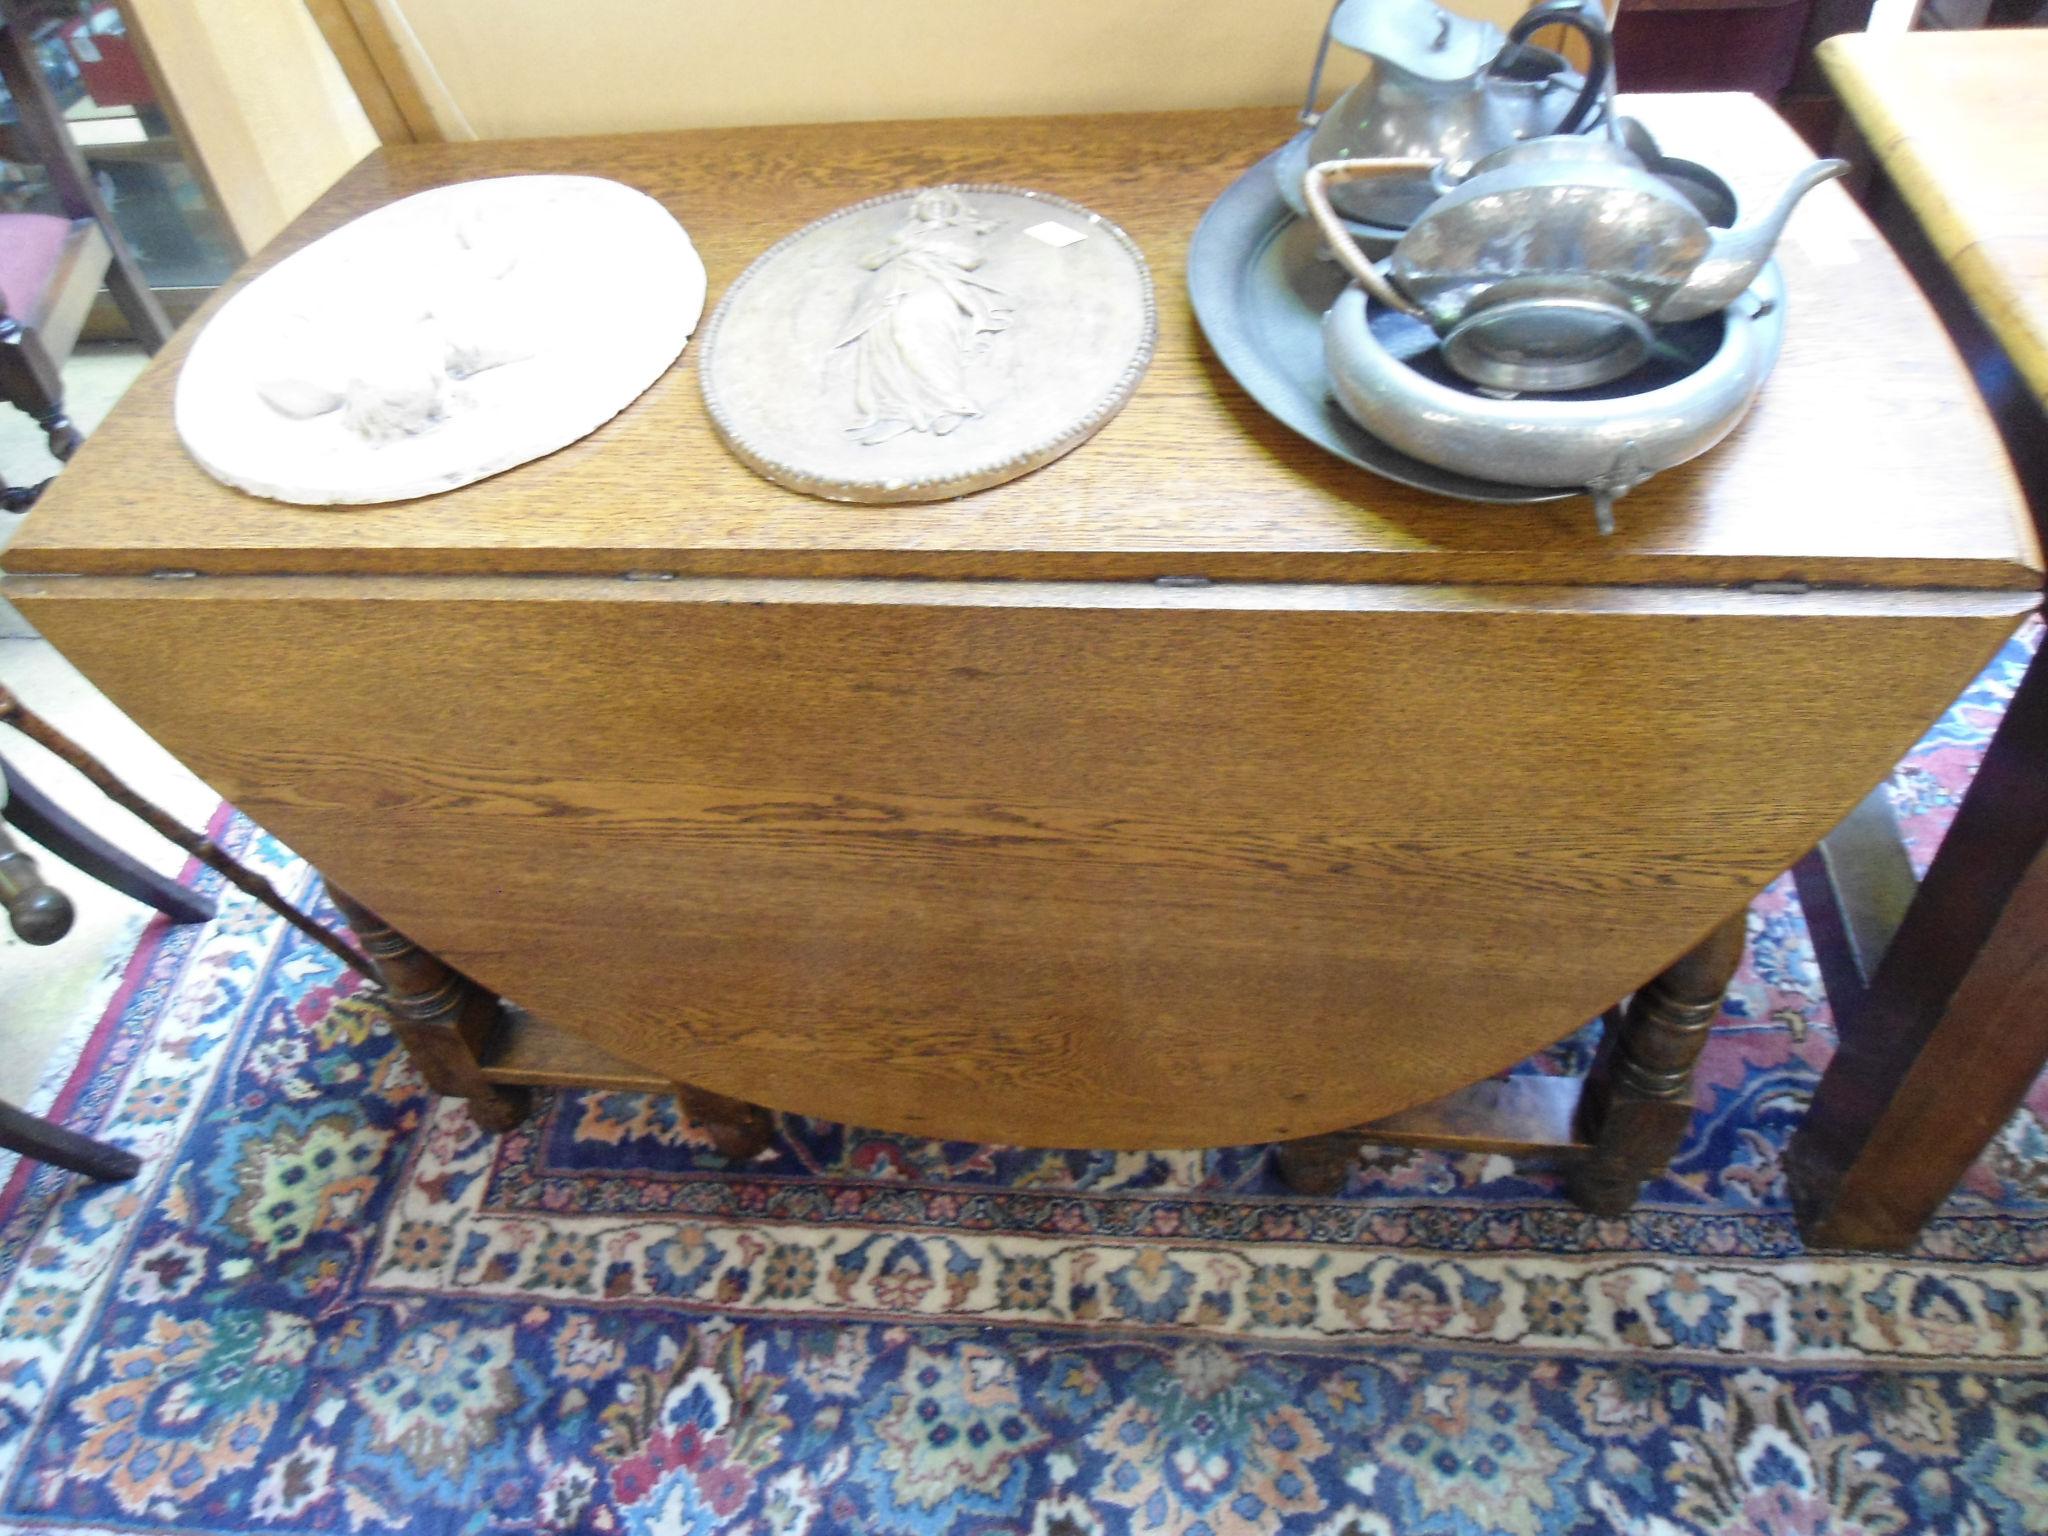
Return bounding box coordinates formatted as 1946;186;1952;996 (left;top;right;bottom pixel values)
0;98;2034;1200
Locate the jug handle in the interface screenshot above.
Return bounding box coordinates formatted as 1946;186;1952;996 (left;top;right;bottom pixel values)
1299;0;1345;124
1301;159;1435;320
1504;0;1613;136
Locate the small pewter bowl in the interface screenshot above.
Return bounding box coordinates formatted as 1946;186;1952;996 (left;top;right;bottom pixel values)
1322;259;1785;533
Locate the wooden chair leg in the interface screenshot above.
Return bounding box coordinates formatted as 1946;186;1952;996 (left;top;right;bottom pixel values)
323;885;532;1133
1569;912;1748;1216
0;314;57;406
0;1099;139;1181
0;822;71;943
1788;639;2048;1251
0;476;48;512
40;409;80;462
0;315;75;459
2;758;215;924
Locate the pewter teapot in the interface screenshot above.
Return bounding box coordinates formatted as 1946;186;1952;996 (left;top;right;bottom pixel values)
1292;0;1612;232
1304;135;1848;391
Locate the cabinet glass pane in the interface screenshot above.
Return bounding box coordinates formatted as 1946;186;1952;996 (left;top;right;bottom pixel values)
2;0;236;290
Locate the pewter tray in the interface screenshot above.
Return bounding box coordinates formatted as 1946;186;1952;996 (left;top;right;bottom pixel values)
1187;144;1734;506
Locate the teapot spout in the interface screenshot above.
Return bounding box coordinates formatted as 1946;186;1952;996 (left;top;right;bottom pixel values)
1657;158;1848;322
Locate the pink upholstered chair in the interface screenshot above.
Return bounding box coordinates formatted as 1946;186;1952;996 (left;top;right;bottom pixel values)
0;209;108;487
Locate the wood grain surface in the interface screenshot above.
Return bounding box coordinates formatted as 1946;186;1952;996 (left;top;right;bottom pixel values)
8;573;2027;1147
2;96;2036;589
1820;32;2048;415
3;101;2038;1151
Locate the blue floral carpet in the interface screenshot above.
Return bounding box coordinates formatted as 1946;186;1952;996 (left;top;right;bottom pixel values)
2;625;2046;1536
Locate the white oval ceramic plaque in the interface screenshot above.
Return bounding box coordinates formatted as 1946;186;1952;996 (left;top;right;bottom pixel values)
701;185;1155;503
175;175;706;505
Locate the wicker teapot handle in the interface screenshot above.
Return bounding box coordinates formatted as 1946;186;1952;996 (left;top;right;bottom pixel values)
1300;159;1435;320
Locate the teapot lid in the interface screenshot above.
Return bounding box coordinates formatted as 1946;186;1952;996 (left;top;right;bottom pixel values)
1327;0;1507;83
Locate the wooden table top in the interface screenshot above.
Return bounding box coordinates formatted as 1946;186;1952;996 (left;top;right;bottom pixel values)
4;95;2035;591
1821;30;2048;415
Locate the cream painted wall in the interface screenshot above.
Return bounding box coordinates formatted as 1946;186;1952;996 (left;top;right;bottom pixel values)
129;0;379;251
381;0;1537;141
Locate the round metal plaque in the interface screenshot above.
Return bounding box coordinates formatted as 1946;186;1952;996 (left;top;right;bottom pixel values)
701;185;1155;503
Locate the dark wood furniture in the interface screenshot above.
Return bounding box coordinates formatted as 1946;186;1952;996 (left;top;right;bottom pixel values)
1613;0;1820;101
0;99;2034;1208
0;808;66;940
1609;0;1887;156
0;790;139;1182
0;1097;138;1180
0;2;168;343
0;0;169;508
1;756;215;923
0;694;216;1187
1783;30;2048;1250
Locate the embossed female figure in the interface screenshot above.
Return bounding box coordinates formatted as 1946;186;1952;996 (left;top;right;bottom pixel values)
834;189;1012;445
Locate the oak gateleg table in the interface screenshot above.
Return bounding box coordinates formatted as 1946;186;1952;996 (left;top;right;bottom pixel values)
0;95;2035;1221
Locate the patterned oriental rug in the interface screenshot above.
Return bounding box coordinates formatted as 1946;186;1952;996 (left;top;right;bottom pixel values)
2;628;2046;1536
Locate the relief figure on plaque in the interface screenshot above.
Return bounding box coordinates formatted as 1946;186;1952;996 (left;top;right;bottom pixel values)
252;201;548;445
833;189;1013;445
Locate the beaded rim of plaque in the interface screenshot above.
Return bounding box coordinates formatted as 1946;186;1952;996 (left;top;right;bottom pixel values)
699;184;1157;504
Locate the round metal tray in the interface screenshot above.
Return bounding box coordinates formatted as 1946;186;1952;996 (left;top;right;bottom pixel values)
1189;145;1566;503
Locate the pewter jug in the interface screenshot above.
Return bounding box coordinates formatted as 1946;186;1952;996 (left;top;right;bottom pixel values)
1292;0;1612;232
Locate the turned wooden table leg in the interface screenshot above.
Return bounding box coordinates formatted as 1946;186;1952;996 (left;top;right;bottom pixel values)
1569;912;1748;1216
1271;916;1748;1209
1273;1131;1361;1195
324;885;533;1134
675;1082;776;1162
